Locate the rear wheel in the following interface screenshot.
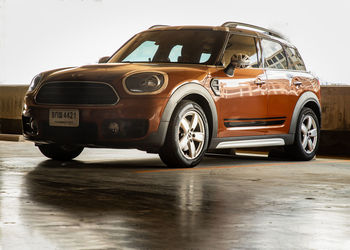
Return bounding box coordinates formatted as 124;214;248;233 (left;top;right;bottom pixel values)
288;107;320;160
38;144;84;161
159;100;209;168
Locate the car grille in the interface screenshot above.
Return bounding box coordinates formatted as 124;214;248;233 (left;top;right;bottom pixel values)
35;81;119;105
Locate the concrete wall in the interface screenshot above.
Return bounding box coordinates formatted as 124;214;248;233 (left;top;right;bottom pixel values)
318;86;350;156
0;84;28;134
321;86;350;130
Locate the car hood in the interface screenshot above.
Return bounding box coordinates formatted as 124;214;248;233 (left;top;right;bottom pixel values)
43;63;209;85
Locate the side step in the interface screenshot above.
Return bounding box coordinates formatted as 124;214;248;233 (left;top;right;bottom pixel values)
216;138;285;149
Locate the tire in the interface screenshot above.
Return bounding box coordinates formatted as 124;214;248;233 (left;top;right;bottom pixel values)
38;144;84;161
159;100;209;168
288;107;320;160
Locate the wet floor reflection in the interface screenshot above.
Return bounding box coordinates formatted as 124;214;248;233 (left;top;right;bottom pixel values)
1;145;349;249
22;159;256;249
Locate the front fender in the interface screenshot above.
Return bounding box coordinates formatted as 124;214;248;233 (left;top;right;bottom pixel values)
160;82;218;142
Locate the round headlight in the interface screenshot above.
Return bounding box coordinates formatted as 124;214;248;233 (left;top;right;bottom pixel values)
28;74;43;92
124;72;167;94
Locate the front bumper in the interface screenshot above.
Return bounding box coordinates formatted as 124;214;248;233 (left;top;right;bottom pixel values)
22;97;169;152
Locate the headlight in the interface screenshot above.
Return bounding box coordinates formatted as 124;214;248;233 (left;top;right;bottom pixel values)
28;74;43;92
123;72;168;94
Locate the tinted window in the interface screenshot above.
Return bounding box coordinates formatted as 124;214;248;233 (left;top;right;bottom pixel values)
222;34;260;68
285;47;306;71
109;30;227;65
261;39;288;69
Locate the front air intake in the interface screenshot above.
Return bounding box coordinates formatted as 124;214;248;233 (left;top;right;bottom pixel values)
35;81;119;105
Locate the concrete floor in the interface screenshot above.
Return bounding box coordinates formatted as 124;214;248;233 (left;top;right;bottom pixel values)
1;140;350;250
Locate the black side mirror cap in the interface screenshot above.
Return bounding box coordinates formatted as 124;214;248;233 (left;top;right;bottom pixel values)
98;56;110;64
224;64;235;76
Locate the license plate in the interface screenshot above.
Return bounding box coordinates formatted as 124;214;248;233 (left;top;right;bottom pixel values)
49;109;79;127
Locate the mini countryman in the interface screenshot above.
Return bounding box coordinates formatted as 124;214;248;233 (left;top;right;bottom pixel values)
22;22;321;167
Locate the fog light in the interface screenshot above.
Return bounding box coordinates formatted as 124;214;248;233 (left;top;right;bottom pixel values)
108;122;119;134
30;118;38;134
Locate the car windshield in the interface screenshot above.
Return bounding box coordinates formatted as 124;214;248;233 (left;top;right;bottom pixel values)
109;29;227;65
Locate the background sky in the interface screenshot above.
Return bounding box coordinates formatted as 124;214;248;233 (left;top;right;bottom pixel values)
0;0;349;84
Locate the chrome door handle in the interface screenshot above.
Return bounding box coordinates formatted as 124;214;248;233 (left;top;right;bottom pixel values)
293;81;302;86
254;79;266;85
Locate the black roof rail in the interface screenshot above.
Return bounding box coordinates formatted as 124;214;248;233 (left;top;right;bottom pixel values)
148;25;169;29
221;22;286;40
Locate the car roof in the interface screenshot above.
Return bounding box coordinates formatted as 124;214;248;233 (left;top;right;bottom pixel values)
147;23;294;48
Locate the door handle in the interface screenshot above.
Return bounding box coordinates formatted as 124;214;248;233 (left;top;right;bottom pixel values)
293;81;302;86
254;79;266;85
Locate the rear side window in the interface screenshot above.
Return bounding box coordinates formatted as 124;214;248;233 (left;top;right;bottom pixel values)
261;39;288;69
285;47;306;71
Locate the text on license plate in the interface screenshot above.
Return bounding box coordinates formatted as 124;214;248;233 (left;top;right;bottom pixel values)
49;109;79;127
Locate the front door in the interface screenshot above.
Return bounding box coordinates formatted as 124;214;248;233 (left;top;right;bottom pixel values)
210;33;268;138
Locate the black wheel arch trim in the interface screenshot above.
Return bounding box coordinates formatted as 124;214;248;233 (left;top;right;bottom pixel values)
160;82;218;144
289;91;321;135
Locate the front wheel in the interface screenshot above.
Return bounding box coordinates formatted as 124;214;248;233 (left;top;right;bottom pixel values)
159;100;209;168
288;107;320;160
38;144;84;161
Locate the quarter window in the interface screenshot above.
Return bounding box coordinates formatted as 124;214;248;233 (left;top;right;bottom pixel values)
285;47;306;71
261;39;288;69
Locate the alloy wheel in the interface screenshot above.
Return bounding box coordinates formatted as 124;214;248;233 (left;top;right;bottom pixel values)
300;115;318;154
177;110;205;159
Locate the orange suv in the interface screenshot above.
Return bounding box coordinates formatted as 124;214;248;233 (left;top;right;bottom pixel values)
22;22;321;167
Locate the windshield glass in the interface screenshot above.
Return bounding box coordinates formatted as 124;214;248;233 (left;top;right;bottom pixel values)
109;29;227;65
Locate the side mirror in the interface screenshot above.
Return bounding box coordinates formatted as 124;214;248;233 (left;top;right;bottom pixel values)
224;54;250;76
98;56;110;64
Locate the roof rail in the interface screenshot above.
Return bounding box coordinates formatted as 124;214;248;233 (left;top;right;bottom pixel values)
148;25;169;29
221;22;285;40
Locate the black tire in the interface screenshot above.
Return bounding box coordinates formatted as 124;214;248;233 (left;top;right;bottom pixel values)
287;107;320;160
38;144;84;161
159;100;209;168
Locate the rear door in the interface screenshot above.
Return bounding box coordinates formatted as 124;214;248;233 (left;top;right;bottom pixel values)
262;39;316;135
261;38;297;135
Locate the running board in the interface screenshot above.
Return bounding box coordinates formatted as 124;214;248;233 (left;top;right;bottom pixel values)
216;138;285;149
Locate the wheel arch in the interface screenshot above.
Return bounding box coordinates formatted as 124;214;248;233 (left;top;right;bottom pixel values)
289;91;321;136
160;82;218;146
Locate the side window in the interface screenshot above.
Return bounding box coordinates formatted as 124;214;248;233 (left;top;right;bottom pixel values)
285;47;306;71
222;34;260;68
122;41;159;62
261;39;288;69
